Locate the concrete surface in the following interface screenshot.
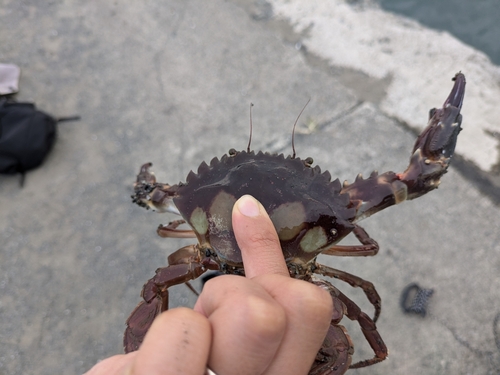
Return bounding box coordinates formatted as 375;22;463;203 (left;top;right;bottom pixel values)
269;0;500;173
1;1;499;374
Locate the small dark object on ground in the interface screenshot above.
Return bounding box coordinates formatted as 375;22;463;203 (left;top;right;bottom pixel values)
400;283;434;317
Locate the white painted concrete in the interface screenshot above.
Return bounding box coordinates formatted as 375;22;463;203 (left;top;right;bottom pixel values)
270;0;500;171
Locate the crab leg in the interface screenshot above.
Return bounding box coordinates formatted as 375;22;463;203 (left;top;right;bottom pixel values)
310;280;353;375
343;73;465;222
310;323;353;375
312;279;387;372
124;245;218;352
314;262;381;322
336;287;388;369
157;219;197;238
320;224;379;257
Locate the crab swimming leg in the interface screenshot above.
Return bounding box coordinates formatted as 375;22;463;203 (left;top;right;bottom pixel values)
342;72;465;222
124;244;219;352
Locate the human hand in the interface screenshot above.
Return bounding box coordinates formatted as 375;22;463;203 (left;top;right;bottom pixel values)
84;194;333;375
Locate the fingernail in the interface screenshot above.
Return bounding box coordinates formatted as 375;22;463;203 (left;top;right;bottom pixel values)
236;195;261;217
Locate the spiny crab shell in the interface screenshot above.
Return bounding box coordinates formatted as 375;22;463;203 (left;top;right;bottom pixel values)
176;150;355;269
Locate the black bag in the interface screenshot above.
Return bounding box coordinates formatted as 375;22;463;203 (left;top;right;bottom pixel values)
0;98;79;185
0;99;57;176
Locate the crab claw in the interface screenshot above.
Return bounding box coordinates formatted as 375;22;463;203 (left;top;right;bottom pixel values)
132;163;180;214
135;162;157;186
398;72;465;199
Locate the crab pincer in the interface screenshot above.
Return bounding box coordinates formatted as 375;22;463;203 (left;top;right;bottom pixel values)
398;72;465;199
341;73;465;222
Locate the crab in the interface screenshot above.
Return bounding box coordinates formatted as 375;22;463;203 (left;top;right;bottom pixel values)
124;73;466;374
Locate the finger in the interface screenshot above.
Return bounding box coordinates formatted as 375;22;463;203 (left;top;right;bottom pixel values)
83;353;137;375
232;194;332;373
129;307;211;375
194;275;287;375
232;195;288;278
256;277;334;375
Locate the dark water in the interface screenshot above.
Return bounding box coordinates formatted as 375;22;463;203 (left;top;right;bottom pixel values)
377;0;500;65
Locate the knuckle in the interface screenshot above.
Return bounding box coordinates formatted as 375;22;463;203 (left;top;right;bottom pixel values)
287;280;334;323
241;294;286;341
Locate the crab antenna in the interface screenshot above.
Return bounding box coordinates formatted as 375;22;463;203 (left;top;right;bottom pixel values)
291;98;311;159
247;103;254;153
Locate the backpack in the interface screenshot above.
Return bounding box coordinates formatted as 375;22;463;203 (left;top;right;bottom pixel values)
0;97;78;184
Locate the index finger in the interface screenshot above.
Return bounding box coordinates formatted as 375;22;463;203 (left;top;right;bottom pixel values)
232;195;289;278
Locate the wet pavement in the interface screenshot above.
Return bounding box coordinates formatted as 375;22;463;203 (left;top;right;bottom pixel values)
1;1;499;374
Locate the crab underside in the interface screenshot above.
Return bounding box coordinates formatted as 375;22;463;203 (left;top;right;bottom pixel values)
124;73;465;374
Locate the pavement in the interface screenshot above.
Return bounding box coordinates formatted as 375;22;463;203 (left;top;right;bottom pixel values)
1;1;499;374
